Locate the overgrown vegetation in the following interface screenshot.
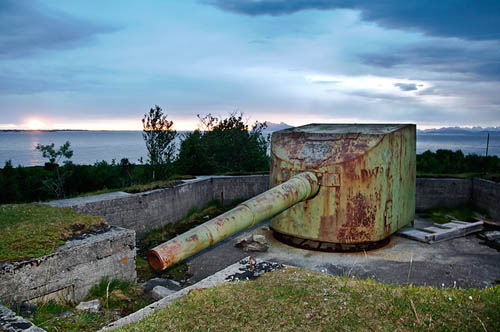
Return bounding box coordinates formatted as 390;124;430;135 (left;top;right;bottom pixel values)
419;205;481;224
417;149;500;177
0;159;147;204
136;200;242;282
118;267;500;332
31;277;152;332
0;204;105;262
123;179;183;194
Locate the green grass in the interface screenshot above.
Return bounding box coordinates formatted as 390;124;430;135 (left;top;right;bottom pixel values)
419;205;481;224
124;179;183;193
31;277;152;332
0;204;105;262
117;267;500;332
70;175;196;199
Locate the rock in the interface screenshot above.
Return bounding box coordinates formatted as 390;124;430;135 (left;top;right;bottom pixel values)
245;242;269;252
76;299;100;313
235;234;253;247
483;231;500;241
141;278;181;292
252;234;267;245
235;233;269;252
151;285;176;301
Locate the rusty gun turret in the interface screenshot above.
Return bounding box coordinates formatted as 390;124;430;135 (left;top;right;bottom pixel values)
147;124;416;271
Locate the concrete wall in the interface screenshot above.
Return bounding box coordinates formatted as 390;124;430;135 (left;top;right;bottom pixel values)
51;175;269;239
415;178;473;211
0;227;136;305
472;178;500;220
211;175;269;206
416;177;500;220
48;175;499;240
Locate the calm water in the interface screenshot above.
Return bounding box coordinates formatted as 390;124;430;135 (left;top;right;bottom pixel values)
0;130;498;167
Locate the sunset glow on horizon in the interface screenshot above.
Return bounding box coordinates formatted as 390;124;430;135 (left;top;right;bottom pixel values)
25;119;48;130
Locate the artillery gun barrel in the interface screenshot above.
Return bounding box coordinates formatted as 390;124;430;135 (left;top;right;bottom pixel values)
147;172;319;271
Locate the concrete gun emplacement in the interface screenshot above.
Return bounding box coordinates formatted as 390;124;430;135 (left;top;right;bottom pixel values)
148;124;416;271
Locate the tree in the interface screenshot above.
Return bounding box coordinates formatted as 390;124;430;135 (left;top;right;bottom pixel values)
176;112;269;175
142;105;177;179
36;141;73;198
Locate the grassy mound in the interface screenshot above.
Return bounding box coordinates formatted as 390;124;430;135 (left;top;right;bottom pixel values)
0;203;105;262
118;267;499;332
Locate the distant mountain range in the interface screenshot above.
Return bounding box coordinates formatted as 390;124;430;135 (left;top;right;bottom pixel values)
418;126;500;135
262;121;293;133
262;123;500;136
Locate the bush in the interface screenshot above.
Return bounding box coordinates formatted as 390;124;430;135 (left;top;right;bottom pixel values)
417;149;500;174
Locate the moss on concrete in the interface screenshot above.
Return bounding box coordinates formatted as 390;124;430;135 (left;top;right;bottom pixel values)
420;205;481;224
0;203;105;262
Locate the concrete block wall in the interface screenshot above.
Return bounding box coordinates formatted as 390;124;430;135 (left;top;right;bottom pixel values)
52;175;269;239
0;227;136;305
416;177;500;220
212;175;269;205
472;178;500;220
415;178;473;211
71;180;215;239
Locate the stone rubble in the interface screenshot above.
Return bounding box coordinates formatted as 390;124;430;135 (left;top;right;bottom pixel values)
481;231;500;241
76;299;100;313
0;304;46;332
141;278;181;293
151;286;176;301
235;234;269;252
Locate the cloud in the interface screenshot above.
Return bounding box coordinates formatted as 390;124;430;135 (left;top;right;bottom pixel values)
359;40;500;82
394;83;418;91
204;0;500;40
0;0;116;58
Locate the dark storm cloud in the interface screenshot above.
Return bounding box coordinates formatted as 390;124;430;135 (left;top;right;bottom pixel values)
0;0;116;58
205;0;500;40
360;42;500;81
394;83;418;91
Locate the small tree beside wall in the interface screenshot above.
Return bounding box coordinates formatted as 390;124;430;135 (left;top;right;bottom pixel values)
142;105;177;180
36;141;73;198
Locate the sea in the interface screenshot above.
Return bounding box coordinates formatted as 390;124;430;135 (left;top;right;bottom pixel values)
0;130;498;167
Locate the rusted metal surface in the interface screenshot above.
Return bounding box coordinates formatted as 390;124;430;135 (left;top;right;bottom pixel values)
273;231;391;252
147;172;319;271
270;124;416;245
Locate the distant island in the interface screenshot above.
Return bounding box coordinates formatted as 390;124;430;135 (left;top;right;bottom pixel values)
418;126;500;135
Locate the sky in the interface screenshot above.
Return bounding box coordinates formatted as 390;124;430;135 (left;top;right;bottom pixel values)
1;0;500;131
